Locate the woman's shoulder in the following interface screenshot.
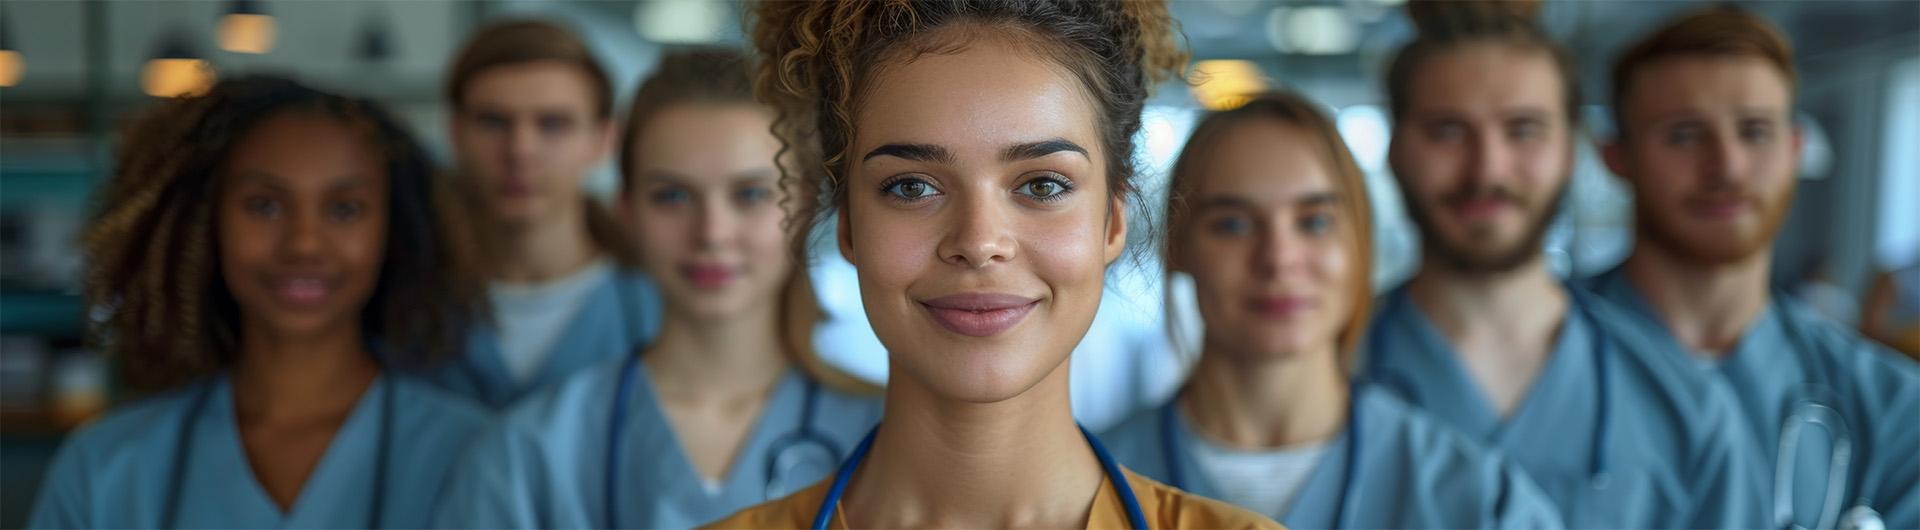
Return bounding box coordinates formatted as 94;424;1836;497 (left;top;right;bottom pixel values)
56;379;217;465
699;478;831;529
1124;469;1285;530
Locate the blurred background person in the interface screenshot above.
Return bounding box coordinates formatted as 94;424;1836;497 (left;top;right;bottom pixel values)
28;76;491;528
433;49;881;530
1101;90;1561;527
1359;1;1760;526
1584;6;1920;528
418;19;662;410
1;2;1913;526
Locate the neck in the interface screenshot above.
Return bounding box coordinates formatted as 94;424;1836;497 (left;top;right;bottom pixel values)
845;360;1103;529
1181;341;1348;449
1622;242;1773;356
230;323;379;425
495;200;599;284
643;304;789;398
1407;255;1569;344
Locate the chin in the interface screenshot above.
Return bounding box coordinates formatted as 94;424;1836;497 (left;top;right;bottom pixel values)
887;331;1072;404
1645;214;1773;266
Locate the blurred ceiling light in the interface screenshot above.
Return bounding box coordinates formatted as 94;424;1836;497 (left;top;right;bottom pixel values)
1268;6;1358;55
144;29;215;98
1189;60;1268;111
218;0;275;54
633;0;726;44
0;11;20;87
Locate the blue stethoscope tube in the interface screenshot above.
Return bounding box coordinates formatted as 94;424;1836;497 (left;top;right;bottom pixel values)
1158;383;1363;527
811;425;1150;530
603;350;840;527
164;375;395;529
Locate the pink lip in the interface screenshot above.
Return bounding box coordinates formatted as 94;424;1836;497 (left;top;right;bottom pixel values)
1246;295;1315;318
1448;198;1508;220
1686;196;1750;220
266;275;334;307
919;293;1040;338
681;263;737;290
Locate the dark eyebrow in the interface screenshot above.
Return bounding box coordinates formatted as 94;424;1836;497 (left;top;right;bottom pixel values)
862;143;954;164
1002;138;1089;163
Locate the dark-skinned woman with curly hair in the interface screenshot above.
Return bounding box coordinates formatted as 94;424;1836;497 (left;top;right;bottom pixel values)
27;76;491;529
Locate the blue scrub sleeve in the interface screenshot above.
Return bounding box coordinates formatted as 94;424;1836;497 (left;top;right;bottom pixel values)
24;442;90;529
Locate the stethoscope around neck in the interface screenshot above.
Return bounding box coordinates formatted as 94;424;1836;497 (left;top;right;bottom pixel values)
1158;382;1364;527
1766;290;1882;530
810;425;1149;530
1363;286;1615;490
602;349;842;527
163;375;396;528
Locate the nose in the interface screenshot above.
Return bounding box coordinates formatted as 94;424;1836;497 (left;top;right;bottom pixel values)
504;121;541;171
937;189;1017;269
280;205;325;262
1464;128;1512;188
1700;132;1750;186
1251;217;1306;281
694;194;736;250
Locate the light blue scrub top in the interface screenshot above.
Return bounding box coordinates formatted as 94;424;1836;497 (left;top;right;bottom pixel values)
408;270;662;410
27;373;490;529
432;359;883;529
1101;384;1564;528
1362;284;1765;528
1584;266;1920;528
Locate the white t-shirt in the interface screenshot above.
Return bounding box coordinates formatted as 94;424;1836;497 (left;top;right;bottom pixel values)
1189;434;1331;520
488;259;615;384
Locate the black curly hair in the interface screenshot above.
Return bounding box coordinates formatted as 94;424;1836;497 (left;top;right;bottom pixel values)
85;75;488;391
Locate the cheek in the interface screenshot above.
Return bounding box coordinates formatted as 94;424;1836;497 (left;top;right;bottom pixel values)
1023;210;1112;291
1638;152;1699;201
637;207;692;254
744;207;794;273
344;214;391;278
216;215;269;278
1753;148;1797;196
1311;241;1354;316
1185;236;1250;306
1521;143;1570;183
848;205;936;293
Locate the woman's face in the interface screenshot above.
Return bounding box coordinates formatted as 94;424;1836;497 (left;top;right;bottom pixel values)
219;112;390;343
1177;119;1355;362
625;104;790;322
843;31;1127;403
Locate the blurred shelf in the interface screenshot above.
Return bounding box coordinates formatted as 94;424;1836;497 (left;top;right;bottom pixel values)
0;289;85;338
0;408;80;438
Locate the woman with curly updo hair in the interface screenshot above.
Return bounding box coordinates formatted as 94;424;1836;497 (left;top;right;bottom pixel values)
28;76;492;528
708;2;1279;528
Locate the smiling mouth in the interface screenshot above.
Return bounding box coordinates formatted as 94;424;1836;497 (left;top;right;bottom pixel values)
267;276;335;307
1246;295;1315;318
918;293;1041;338
681;263;738;290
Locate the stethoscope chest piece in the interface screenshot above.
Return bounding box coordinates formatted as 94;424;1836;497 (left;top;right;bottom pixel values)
1837;506;1883;530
